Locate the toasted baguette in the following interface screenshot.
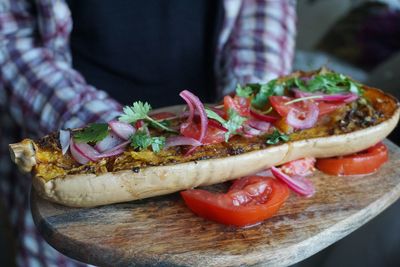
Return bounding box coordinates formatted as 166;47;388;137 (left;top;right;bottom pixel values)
10;84;400;207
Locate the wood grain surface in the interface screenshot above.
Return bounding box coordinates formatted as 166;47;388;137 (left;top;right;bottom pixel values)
31;139;400;267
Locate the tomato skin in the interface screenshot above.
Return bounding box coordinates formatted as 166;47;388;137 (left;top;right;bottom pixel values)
316;142;388;176
150;111;176;120
317;102;344;116
180;122;226;144
280;157;316;177
224;95;251;117
269;96;343;118
269;96;293;117
181;177;289;227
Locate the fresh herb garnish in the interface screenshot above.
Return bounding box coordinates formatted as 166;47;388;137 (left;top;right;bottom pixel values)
74;123;109;143
251;80;285;109
130;129;166;152
235;70;362;110
119;101;177;133
224;109;247;141
266;129;290;145
149;119;171;129
235;84;253;98
205;109;226;125
205;108;246;142
291;72;363;95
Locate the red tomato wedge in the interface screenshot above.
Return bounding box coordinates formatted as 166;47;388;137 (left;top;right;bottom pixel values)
316;142;388;176
224;95;251;117
269;96;293;117
181;176;289;227
181;122;226;145
280;157;316;177
269;96;343;117
317;102;344;116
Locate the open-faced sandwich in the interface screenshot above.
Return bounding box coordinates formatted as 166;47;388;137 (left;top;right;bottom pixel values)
10;69;399;226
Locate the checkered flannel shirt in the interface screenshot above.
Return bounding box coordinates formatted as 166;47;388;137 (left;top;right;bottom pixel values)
0;0;296;266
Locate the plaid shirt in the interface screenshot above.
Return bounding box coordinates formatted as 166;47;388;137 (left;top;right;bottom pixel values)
0;0;296;266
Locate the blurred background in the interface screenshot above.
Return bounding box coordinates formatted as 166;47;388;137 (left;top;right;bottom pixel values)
1;0;399;266
293;1;400;266
294;0;400;142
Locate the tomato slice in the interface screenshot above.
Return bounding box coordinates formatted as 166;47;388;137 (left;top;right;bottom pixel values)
224;95;251;117
315;142;388;176
269;96;343;117
181;176;289;227
269;96;293;117
181;122;226;144
280;157;316;177
317;102;344;116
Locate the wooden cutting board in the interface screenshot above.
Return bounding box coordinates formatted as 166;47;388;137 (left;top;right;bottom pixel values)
31;139;400;267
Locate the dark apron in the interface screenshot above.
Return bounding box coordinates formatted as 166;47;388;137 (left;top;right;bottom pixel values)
66;0;223;108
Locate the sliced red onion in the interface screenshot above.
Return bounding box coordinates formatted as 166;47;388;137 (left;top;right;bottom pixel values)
180;90;208;143
59;130;70;155
72;140;100;161
242;125;262;137
71;138;129;164
95;140;129;158
286;101;319;129
247;119;270;132
342;93;359;103
70;139;90;164
292;88;311;98
109;120;136;140
250;109;278;123
99;147;126;158
165;136;202;148
271;166;315;197
95;132;122;152
180;93;195;123
106;140;130;151
292;89;358;103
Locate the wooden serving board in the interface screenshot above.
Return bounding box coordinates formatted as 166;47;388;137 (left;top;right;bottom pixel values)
31;140;400;267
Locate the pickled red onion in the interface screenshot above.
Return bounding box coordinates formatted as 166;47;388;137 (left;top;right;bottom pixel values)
271;166;315;197
286;101;319;129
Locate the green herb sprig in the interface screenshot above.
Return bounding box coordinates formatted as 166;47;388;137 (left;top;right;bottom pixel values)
266;129;290;145
119;101;177;133
205;108;246;142
291;72;363;95
74;123;109;143
130;129;166;152
234;70;363;110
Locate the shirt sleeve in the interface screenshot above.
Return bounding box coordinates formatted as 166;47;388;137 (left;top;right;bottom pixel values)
218;0;297;95
0;0;122;136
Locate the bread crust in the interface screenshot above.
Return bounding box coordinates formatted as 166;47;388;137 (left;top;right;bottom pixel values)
10;86;400;207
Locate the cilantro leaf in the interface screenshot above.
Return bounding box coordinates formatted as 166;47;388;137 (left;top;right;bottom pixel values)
119;101;151;123
251;79;285;109
235;84;253;98
205;108;226;125
74;123;109;143
205;108;246;142
151;136;166;153
119;101;177;133
224;109;246;142
130;129;165;152
294;72;363;95
266;129;289;145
